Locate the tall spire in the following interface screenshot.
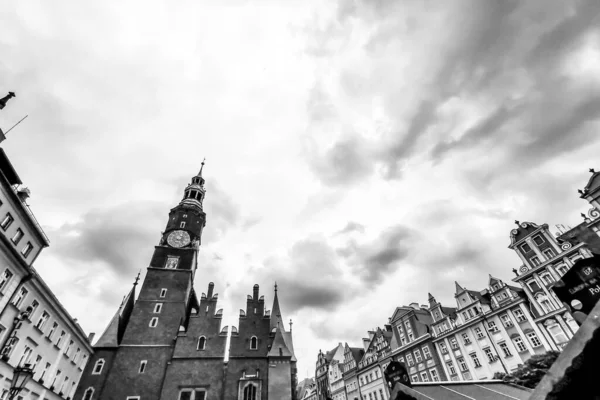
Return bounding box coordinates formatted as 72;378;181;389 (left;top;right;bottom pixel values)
198;157;206;177
270;282;285;332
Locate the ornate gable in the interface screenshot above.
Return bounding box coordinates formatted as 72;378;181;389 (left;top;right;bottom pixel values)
583;168;600;195
509;221;541;246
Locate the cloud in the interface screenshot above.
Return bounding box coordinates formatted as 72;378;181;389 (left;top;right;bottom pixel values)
336;221;365;235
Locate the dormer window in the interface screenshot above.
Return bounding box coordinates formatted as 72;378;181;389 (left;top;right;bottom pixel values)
533;235;545;245
521;243;532;253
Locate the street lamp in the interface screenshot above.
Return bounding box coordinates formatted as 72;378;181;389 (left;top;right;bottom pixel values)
8;363;33;400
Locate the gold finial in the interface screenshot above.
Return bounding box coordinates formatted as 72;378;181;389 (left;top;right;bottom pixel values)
289;318;293;331
274;281;278;293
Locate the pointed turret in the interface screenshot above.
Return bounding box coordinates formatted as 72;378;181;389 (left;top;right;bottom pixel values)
270;282;285;332
428;292;437;308
455;281;464;294
95;276;137;347
268;327;293;358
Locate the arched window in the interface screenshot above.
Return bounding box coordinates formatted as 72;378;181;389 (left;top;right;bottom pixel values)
91;359;104;375
243;384;257;400
197;336;206;350
250;336;258;350
82;387;94;400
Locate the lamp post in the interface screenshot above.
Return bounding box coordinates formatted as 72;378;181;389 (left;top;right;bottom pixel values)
8;363;33;400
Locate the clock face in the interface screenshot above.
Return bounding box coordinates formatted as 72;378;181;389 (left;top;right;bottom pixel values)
167;230;191;248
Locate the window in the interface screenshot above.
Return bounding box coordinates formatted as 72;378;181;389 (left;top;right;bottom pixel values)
531;256;541;266
32;355;42;372
20;345;32;366
149;317;158;328
410;375;418;383
29;300;39;317
457;357;468;372
82;388;94;400
57;330;65;346
242;384;257;400
488;321;499;333
513;336;527;352
526;332;542;347
450;337;459;349
513;309;527;322
420;371;429;382
484;348;495;363
447;361;456;375
556;265;569;276
154;303;163;313
462;333;471;345
533;235;545;245
379;389;384;400
499;342;512;357
548;324;568;344
92;359;105;375
81;354;88;369
36;311;50;330
250;336;258;350
474;327;485;339
65;340;73;356
521;243;532;253
160;288;167;297
413;349;422;363
12;287;28;308
462;312;469;321
74;348;80;363
48;322;58;340
21;242;33;258
197;336;206;350
165;256;179;269
422;346;431;359
439;342;448;353
543;248;555;259
429;368;439;382
11;228;24;244
126;397;140;400
40;362;50;382
1;213;13;230
470;353;481;367
500;314;513;328
540;273;554;285
536;294;555;313
0;269;13;292
180;222;186;228
405;353;414;366
139;360;147;373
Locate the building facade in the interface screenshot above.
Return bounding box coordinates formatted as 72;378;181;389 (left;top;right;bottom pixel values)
73;167;297;400
341;343;363;400
388;304;446;384
328;359;345;400
0;148;93;399
356;328;391;400
315;343;343;400
509;221;585;350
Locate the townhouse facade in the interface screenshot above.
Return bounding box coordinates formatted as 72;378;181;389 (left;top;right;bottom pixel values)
329;359;346;400
341;343;363;400
315;343;344;400
356;327;391;400
388;304;447;384
0;148;93;399
509;221;587;350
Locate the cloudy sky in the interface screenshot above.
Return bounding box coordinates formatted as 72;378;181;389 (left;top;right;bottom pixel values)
2;0;600;380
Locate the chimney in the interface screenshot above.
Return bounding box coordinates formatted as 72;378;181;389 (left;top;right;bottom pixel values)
88;332;95;343
17;187;30;203
409;302;419;310
207;282;214;298
420;304;428;310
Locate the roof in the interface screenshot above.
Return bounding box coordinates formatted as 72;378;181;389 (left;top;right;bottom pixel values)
270;286;285;332
410;381;532;399
282;330;297;362
441;306;457;318
468;290;491;305
268;327;293;358
349;347;364;363
95;286;135;348
0;148;22;185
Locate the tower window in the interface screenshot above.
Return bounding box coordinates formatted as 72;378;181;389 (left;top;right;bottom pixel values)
139;360;147;373
183;214;188;218
149;317;158;328
12;228;24;245
250;336;258;350
82;387;94;400
533;235;545;245
1;213;14;230
243;384;257;400
154;303;163;313
180;222;186;228
165;256;179;269
22;242;33;258
197;336;206;350
92;359;105;375
179;390;206;400
520;243;532;253
160;288;167;298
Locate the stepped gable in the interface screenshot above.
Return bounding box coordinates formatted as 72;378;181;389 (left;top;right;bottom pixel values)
173;282;227;358
229;284;271;358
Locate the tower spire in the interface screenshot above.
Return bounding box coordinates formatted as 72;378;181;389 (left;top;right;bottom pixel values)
270;282;285;332
198;158;206;177
133;270;141;287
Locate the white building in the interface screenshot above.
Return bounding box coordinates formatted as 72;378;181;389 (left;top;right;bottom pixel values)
0;148;93;400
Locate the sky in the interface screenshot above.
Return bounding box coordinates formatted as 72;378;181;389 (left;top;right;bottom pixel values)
2;0;600;381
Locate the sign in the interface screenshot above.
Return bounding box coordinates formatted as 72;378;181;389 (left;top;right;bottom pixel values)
384;360;412;389
553;255;600;317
